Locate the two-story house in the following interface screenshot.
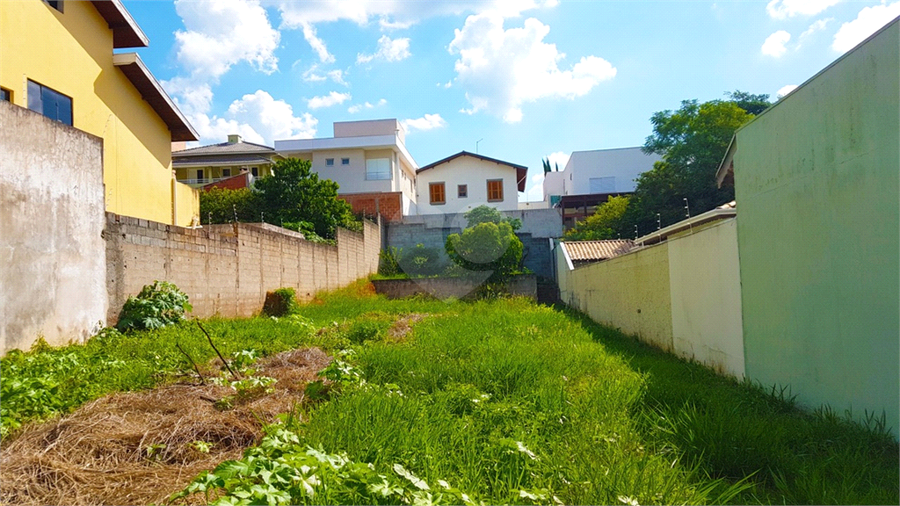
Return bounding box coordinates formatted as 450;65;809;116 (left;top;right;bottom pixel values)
543;147;661;228
415;151;527;215
173;134;282;189
274;119;418;222
0;0;199;226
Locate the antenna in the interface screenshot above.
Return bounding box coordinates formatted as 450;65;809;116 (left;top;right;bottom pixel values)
475;138;483;154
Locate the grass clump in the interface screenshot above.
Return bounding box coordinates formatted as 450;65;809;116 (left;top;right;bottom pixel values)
117;281;192;332
263;287;301;317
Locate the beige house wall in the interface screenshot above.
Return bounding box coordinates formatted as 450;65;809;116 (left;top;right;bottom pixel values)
416;157;520;215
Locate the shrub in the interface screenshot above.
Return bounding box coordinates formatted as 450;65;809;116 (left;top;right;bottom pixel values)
263;287;301;317
378;246;403;276
116;281;192;332
445;222;523;283
402;243;444;277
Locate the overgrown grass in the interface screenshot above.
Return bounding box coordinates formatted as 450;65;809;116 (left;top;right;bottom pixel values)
3;284;897;505
0;281;454;439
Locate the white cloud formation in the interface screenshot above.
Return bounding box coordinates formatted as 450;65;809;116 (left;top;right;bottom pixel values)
401;114;448;132
189;90;317;145
762;30;792;57
801;18;832;38
162;77;214;117
449;14;616;123
357;35;412;64
832;1;900;53
547;151;570;170
766;0;841;20
275;0;558;28
348;99;387;114
526;173;545;201
299;22;335;63
173;0;279;79
776;84;798;98
307;91;352;109
302;64;348;85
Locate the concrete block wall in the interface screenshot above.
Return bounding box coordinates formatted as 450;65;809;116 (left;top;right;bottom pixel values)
1;102;108;353
106;215;381;323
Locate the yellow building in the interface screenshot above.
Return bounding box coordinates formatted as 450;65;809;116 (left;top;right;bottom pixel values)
0;0;200;226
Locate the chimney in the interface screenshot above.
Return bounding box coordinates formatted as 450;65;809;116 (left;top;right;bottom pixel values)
227;134;242;144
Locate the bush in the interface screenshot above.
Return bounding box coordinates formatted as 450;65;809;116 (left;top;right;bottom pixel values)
445;222;523;283
378;246;403;276
402;243;444;277
263;288;300;317
116;281;192;332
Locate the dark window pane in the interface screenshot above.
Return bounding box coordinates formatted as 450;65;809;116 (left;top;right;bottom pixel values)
46;1;64;12
27;80;42;113
53;89;73;125
0;89;10;101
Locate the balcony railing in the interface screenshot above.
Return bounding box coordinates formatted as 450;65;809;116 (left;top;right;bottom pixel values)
177;176;255;188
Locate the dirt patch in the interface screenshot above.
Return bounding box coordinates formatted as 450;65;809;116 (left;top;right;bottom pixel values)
387;313;428;342
0;347;331;506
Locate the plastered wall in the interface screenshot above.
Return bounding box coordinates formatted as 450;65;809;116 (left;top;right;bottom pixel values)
0;101;108;352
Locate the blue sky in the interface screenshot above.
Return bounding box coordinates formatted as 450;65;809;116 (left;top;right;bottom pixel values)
122;0;900;201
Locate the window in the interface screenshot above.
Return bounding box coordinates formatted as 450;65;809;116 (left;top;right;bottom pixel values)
366;158;391;180
196;169;204;181
325;158;334;166
27;80;72;125
222;169;231;177
45;1;63;12
589;176;615;194
0;88;10;102
457;184;468;198
429;182;446;205
487;179;504;202
341;158;350;165
251;167;258;177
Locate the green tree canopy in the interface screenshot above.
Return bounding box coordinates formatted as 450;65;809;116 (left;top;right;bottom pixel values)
199;158;359;240
564;195;630;241
446;221;523;282
463;205;522;231
621;91;769;235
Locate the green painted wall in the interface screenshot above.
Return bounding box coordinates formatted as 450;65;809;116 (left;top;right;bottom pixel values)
734;20;899;435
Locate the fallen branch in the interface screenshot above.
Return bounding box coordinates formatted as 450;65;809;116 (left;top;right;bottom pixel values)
196;321;241;381
175;342;206;385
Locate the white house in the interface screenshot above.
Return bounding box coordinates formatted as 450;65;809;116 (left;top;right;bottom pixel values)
275;119;419;220
415;151;527;215
543;146;661;201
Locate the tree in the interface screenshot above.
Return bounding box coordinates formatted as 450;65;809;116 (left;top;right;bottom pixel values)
542;157;560;174
463;205;521;231
445;221;523;283
253;158;358;239
564;195;630;241
622;91;769;235
199;187;258;224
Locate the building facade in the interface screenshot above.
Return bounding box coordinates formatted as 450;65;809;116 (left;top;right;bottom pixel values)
173;134;282;189
0;0;199;226
416;151;527;215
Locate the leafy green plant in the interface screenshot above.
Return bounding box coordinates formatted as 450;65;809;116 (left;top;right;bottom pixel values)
263;288;300;317
378;246;403;276
116;281;192;332
445;221;523;283
402;243;444;277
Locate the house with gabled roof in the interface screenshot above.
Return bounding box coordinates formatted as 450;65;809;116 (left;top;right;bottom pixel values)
416;151;527;215
173;134;283;189
0;0;199;226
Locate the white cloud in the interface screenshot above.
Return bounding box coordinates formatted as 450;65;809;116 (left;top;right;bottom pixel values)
275;0;559;28
307;91;352;109
832;1;900;53
357;35;412;64
190;90;317;145
348;99;387;114
776;84;798;98
161;77;214;117
762;30;792;57
302;64;348;85
449;14;616;123
801;18;832;38
173;0;279;79
766;0;841;20
401;114;447;132
299;22;335;63
547;151;570;170
526;173;545;201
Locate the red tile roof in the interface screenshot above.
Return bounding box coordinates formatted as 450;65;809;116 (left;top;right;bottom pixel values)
563;239;634;262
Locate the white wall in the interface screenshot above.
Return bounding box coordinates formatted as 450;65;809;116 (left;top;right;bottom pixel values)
542;171;565;200
668;219;745;378
561;147;660;196
416;156;519;215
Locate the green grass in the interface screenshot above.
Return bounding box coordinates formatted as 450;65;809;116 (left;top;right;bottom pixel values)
2;284;896;505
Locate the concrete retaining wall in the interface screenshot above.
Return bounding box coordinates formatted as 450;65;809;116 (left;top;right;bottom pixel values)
372;275;537;300
105;215;381;323
0;102;108;352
